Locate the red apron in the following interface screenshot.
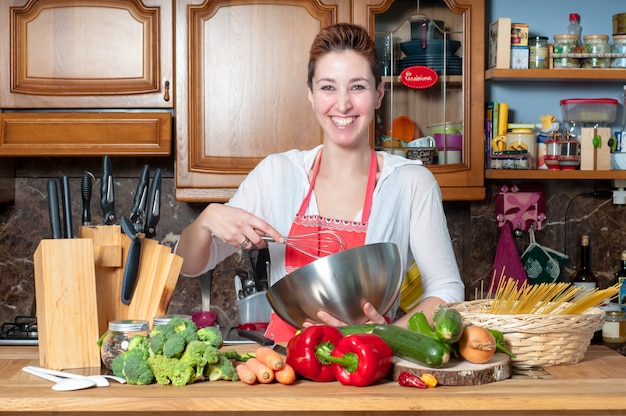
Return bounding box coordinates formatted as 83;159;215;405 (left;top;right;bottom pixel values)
265;149;378;341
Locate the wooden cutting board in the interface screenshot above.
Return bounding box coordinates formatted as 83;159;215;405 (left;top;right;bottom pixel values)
391;353;511;386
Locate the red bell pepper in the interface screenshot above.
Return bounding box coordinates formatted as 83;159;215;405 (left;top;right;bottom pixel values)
285;325;344;382
317;333;394;387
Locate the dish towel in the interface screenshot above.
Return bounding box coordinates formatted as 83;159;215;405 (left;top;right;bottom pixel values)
489;222;528;294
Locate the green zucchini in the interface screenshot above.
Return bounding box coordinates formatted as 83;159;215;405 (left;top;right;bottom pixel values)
433;307;464;344
338;324;377;336
372;324;450;368
407;311;437;338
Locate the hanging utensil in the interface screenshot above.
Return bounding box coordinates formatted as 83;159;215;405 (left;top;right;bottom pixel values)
261;230;347;259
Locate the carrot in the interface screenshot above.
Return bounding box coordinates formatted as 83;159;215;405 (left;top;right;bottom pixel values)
236;364;257;385
274;363;297;385
245;358;274;383
255;346;284;371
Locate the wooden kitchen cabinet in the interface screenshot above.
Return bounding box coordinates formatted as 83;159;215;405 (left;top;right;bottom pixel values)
175;0;350;202
371;0;485;201
0;0;173;156
175;0;484;202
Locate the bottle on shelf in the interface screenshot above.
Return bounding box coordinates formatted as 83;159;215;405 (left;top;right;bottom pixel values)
567;13;582;50
571;234;597;290
617;251;626;310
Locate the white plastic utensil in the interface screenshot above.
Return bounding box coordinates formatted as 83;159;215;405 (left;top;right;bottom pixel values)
24;365;127;386
22;366;96;391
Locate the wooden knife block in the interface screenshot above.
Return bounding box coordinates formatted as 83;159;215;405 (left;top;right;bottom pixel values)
33;227;183;370
77;226;183;336
34;238;101;370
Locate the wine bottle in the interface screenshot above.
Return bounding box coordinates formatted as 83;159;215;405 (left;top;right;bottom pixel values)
571;234;596;290
617;251;626;310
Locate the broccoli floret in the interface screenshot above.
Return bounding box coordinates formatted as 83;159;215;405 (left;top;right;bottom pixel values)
148;333;166;356
111;348;154;385
205;355;239;382
167;317;199;344
148;354;195;387
180;340;220;381
150;323;175;340
163;332;186;358
197;326;223;348
127;334;150;360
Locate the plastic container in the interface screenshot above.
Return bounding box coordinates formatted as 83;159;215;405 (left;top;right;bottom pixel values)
582;35;611;68
237;290;272;325
553;34;580;68
560;98;618;124
100;320;150;370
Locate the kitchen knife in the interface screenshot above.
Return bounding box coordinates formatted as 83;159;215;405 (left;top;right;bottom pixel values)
120;215;141;305
130;164;150;233
46;179;62;239
81;171;93;226
143;168;161;239
237;329;287;355
100;155;116;225
59;175;73;238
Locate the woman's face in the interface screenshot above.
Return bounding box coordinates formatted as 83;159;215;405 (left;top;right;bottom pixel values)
308;50;384;148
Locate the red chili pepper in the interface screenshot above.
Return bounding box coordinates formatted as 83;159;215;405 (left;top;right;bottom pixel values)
398;371;427;389
316;333;394;387
285;325;344;382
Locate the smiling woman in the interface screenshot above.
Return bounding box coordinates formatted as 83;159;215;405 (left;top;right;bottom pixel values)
175;23;464;343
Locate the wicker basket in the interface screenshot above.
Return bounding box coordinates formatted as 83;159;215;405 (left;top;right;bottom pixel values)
443;299;605;370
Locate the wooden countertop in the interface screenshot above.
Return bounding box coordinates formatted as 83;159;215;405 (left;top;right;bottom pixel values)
2;345;626;415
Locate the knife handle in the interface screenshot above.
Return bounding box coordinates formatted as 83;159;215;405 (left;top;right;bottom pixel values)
121;238;142;304
100;155;116;225
46;179;62;239
59;175;73;238
81;171;93;226
144;168;161;239
130;164;150;231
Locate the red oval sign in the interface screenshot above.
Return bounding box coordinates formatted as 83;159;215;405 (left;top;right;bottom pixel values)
399;66;439;89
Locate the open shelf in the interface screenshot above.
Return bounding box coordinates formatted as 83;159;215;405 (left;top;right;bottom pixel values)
485;169;626;180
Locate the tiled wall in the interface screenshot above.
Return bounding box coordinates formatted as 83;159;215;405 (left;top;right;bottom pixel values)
0;156;623;331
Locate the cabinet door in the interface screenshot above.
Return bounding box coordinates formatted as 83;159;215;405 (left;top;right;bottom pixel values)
175;0;348;202
0;0;173;109
356;0;485;201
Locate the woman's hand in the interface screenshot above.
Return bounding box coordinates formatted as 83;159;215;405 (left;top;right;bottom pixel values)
201;203;283;249
302;302;387;327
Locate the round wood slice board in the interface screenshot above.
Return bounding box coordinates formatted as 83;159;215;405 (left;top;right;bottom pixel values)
391;353;511;386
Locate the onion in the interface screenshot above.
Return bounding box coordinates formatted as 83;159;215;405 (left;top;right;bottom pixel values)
458;326;496;364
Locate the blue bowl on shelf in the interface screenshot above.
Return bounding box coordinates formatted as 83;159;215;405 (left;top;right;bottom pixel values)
400;40;461;57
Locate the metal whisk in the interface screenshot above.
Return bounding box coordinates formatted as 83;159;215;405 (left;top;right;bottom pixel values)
261;230;347;259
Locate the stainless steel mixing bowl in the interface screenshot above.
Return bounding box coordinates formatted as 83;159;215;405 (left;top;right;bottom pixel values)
266;243;402;328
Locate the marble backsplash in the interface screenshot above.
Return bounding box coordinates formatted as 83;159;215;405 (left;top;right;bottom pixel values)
0;156;624;332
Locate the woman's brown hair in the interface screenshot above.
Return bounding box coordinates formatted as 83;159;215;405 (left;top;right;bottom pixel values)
307;23;382;90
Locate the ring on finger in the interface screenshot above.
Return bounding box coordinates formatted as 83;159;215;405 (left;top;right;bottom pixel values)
240;236;250;248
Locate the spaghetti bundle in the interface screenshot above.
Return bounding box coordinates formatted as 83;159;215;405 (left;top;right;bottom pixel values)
483;269;618;315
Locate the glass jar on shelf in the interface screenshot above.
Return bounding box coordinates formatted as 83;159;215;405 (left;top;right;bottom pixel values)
553;34;580;68
612;35;626;68
582;34;610;68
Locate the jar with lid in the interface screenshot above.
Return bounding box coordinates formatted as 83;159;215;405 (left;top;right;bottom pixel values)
583;34;611;68
153;314;192;328
612;35;626;68
529;36;549;69
553;34;580;68
100;320;150;369
602;306;626;344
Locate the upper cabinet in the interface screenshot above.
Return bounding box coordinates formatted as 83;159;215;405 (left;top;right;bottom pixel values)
369;0;485;201
175;0;349;202
0;0;173;156
176;0;485;202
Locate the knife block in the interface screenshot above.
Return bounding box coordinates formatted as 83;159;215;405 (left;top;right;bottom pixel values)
33;238;101;370
78;226;183;334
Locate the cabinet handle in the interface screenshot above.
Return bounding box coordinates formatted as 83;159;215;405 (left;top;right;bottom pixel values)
163;81;170;102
